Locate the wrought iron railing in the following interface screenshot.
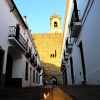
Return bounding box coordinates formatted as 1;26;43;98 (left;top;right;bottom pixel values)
33;59;37;67
9;26;27;51
66;37;73;48
26;47;32;58
30;55;35;63
64;51;66;58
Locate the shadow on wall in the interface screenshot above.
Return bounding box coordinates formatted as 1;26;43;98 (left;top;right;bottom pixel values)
40;60;62;84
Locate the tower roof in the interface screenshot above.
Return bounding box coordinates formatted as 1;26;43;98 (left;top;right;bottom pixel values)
50;13;61;19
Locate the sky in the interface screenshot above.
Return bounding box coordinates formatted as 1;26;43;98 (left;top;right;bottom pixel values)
13;0;66;33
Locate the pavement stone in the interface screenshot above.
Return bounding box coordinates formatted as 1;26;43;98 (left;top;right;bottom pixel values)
58;85;100;100
0;85;100;100
0;86;41;100
53;87;72;100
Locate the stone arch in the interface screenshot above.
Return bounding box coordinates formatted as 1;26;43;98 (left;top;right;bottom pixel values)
50;76;57;85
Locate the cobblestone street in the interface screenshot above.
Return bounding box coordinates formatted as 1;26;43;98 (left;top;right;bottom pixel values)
1;85;100;100
58;85;100;100
0;86;41;100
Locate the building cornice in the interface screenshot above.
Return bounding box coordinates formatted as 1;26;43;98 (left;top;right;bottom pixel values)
6;0;28;29
50;13;61;20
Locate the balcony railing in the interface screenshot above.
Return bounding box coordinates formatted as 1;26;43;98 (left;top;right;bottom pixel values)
26;47;31;58
33;59;37;67
30;55;34;63
36;65;42;73
66;37;74;53
9;26;27;51
64;51;69;61
61;59;66;72
61;65;65;73
70;9;81;38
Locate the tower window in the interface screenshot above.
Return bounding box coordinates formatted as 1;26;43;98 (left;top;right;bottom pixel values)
54;22;57;27
50;50;57;58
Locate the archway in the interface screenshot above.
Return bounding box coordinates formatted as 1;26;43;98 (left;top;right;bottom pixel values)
5;54;13;87
0;48;5;87
50;76;57;85
5;46;22;87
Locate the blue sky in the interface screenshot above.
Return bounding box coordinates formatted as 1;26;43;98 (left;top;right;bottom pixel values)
13;0;66;33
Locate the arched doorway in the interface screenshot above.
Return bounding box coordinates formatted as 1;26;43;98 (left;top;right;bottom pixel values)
5;54;13;87
50;76;57;85
5;46;22;87
0;48;5;87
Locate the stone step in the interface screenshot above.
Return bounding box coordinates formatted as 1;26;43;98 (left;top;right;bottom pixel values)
53;87;73;100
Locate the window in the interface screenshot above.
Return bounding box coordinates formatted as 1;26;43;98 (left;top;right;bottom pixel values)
25;62;28;80
54;22;57;27
36;73;38;83
38;75;40;84
50;54;52;57
33;70;35;83
73;0;79;22
50;50;56;58
70;0;79;32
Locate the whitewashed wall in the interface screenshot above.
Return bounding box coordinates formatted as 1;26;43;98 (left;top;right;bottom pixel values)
76;0;100;84
0;0;40;87
65;0;100;85
61;0;73;85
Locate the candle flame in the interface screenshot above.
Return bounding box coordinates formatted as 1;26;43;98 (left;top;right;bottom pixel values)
44;92;49;99
44;93;47;99
47;92;49;98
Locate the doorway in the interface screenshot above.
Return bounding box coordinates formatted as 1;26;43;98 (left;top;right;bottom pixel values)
65;68;67;84
0;49;4;85
5;54;13;87
70;57;74;84
30;68;32;86
79;41;86;82
50;76;57;85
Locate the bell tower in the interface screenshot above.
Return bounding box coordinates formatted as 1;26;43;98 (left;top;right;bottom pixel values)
48;13;62;33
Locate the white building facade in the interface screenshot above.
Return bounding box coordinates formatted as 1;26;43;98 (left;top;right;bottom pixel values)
0;0;43;88
62;0;100;85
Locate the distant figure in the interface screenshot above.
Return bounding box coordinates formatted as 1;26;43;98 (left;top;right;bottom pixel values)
53;81;57;89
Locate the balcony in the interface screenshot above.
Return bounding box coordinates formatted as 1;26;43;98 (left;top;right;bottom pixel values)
26;47;31;58
61;59;66;72
8;26;27;52
30;55;34;63
62;59;66;66
64;51;69;61
61;66;65;73
33;59;37;67
66;37;74;53
70;9;82;38
36;65;42;73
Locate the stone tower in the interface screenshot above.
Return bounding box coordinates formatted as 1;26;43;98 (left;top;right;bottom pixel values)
32;13;63;84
